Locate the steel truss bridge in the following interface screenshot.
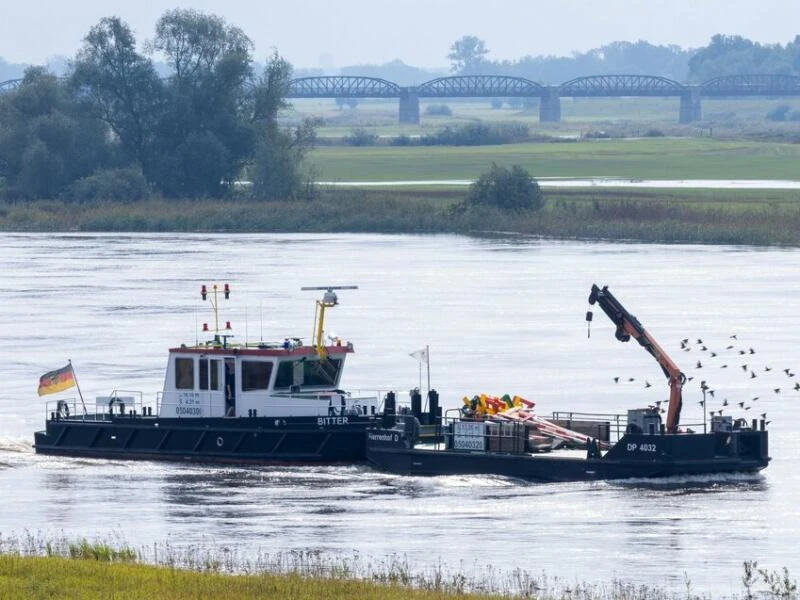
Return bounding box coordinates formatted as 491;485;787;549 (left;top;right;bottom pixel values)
4;73;800;123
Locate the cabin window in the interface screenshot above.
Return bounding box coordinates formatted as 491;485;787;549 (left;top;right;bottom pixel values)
199;359;221;391
241;360;273;391
175;358;194;389
275;358;342;389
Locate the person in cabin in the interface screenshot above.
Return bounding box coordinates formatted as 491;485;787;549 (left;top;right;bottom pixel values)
225;361;236;417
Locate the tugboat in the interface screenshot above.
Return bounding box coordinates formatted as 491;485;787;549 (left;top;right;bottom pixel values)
365;284;770;482
34;284;439;464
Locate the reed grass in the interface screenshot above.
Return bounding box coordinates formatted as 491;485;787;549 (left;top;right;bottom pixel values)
2;187;799;247
0;531;796;600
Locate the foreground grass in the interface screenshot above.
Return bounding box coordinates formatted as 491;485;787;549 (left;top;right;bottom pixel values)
0;538;796;600
2;186;800;246
309;138;800;181
0;555;505;600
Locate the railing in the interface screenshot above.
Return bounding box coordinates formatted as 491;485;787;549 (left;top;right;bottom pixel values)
550;411;627;443
46;390;151;422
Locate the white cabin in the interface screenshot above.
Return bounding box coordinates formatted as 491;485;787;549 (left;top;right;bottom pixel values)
158;341;378;419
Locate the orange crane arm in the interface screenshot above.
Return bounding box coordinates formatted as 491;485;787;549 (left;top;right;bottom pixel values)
588;284;686;433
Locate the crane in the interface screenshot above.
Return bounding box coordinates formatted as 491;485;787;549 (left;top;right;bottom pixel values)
587;284;686;433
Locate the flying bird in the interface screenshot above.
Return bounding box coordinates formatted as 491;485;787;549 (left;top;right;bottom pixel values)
741;364;748;371
794;382;800;391
750;371;757;379
765;366;772;372
613;377;620;383
697;339;703;344
774;388;781;394
720;364;728;368
730;334;738;339
710;352;717;357
644;381;652;388
749;348;755;354
739;350;746;355
726;345;734;350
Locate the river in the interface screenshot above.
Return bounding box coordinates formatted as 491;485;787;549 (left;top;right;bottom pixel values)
1;233;798;596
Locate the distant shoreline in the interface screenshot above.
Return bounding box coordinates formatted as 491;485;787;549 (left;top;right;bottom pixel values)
2;186;799;247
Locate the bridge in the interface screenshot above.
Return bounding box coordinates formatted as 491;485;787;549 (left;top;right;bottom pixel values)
4;73;800;124
286;73;800;124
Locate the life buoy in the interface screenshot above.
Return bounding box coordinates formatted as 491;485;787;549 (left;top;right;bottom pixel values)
56;400;69;419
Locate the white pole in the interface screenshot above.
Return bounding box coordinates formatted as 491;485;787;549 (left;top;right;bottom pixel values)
69;359;87;416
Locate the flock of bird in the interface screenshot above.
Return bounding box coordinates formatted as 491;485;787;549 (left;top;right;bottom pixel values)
613;334;798;425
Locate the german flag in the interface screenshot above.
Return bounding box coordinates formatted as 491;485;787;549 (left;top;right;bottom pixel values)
37;364;76;396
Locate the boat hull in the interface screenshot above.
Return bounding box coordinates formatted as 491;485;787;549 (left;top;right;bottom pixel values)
34;414;377;464
366;429;770;482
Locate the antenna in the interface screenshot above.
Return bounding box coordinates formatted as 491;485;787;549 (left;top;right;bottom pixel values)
200;283;232;347
301;286;358;359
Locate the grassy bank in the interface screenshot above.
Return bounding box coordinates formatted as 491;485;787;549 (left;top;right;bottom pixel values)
309;138;800;181
1;555;504;600
0;541;796;600
2;186;800;246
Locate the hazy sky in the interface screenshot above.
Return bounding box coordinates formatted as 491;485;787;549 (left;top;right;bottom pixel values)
3;0;800;69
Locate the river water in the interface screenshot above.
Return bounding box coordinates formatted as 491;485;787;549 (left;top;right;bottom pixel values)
1;233;798;595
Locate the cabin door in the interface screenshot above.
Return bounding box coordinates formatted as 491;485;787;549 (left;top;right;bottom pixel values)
199;357;224;417
224;358;236;417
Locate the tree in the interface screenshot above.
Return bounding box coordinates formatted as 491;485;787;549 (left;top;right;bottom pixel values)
71;17;163;172
466;163;543;212
250;55;320;200
0;67;111;199
147;9;256;197
448;36;489;74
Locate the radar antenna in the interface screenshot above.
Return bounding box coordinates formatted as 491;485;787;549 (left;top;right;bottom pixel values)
301;286;358;359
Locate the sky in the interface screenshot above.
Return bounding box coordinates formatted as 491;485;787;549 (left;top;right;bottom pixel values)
2;0;800;69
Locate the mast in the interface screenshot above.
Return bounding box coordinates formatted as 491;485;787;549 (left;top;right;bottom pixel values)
301;286;358;360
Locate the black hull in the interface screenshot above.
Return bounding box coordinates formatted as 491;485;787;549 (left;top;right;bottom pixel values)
366;430;770;482
34;414;377;465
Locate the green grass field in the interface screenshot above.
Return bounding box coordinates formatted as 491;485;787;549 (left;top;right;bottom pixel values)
287;96;800;139
309;138;800;181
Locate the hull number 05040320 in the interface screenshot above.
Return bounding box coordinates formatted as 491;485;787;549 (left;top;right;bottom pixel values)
627;443;657;452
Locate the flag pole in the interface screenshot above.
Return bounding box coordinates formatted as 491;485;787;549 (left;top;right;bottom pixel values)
69;359;87;416
426;345;430;397
424;345;430;412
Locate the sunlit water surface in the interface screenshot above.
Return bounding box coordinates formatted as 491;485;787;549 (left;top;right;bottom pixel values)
1;233;798;595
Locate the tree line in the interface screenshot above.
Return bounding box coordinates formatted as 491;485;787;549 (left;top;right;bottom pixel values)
446;34;800;83
0;10;317;201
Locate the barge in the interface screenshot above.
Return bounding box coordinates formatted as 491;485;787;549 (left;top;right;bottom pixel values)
365;284;771;482
34;284;440;464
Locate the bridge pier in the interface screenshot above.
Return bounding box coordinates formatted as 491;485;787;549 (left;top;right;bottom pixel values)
399;87;419;124
679;88;702;123
539;88;561;122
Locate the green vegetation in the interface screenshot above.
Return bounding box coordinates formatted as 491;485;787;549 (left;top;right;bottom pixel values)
0;10;315;202
309;138;800;181
0;535;796;600
3;187;800;246
464;164;543;212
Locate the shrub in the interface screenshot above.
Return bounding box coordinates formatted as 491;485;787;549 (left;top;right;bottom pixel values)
343;127;378;146
424;103;452;116
643;128;665;137
767;104;791;121
466;163;543;212
422;123;529;146
390;134;412;146
64;167;149;203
